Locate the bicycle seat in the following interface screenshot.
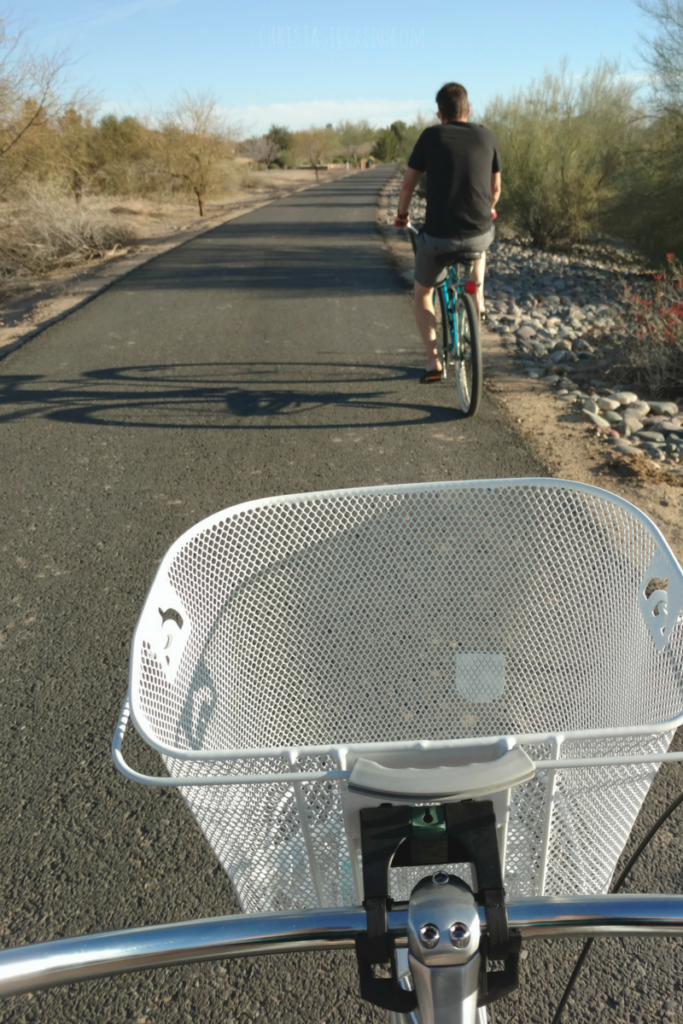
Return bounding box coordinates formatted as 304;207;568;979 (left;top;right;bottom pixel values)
434;250;482;268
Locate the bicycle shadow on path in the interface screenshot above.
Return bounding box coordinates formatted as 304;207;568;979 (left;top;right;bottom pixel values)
0;360;474;429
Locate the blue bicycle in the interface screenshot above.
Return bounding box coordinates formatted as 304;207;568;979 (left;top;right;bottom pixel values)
407;223;483;417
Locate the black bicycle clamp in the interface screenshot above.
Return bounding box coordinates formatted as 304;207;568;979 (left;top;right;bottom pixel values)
354;799;522;1013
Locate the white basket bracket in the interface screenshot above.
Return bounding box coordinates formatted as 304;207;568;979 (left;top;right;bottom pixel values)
639;549;683;651
347;748;535;802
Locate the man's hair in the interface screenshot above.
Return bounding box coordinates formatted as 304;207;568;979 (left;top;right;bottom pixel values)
436;83;469;120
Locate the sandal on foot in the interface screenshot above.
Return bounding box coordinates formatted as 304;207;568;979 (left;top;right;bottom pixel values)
419;369;443;383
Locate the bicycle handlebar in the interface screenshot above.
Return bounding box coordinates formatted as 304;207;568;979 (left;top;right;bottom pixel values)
2;895;682;999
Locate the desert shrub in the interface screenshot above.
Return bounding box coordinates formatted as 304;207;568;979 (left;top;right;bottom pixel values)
484;62;637;248
600;114;683;264
612;252;683;397
0;180;138;277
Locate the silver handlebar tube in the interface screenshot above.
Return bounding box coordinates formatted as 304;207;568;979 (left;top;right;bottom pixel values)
1;895;682;1000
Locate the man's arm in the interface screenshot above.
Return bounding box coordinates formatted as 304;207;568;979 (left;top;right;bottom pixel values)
491;172;501;213
396;167;423;224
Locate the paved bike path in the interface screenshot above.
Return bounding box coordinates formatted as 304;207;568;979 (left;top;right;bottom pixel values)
2;168;678;1024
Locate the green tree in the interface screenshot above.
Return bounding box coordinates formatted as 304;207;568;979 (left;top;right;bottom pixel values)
266;124;293;166
372;127;398;162
484;61;637;247
372;120;425;163
267;124;293;150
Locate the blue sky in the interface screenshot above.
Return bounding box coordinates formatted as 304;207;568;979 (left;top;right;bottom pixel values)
22;0;656;135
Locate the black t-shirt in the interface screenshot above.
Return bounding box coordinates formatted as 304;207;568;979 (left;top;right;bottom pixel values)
408;122;501;238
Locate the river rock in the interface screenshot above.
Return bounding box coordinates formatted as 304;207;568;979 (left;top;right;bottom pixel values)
582;399;599;414
611;391;639;405
635;430;666;443
653;419;683;434
551;350;571;363
626;400;650;417
597;397;621;412
582;410;611;428
611;440;642;455
602;411;624;424
649;401;679;416
516;325;537;340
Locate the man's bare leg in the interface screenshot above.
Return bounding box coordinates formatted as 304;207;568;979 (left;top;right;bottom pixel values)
414;282;443;373
469;252;486;316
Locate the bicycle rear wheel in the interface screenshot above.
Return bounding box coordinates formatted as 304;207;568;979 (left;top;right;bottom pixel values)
433;285;451;378
455;292;482;416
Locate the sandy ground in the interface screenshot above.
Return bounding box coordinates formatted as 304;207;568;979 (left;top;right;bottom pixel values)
376;180;683;566
0;166;357;359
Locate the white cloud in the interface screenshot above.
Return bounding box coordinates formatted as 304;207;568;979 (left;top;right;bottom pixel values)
223;98;434;135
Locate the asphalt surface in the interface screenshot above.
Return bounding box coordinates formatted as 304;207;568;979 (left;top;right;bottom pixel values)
0;165;681;1024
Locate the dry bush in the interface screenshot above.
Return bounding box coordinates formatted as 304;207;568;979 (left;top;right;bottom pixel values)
292;126;338;179
155;92;239;215
613;253;683;396
0;180;138;278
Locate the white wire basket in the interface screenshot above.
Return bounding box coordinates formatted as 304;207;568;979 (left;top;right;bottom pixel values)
115;479;683;913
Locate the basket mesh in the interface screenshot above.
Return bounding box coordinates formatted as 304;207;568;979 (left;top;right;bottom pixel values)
131;481;683;912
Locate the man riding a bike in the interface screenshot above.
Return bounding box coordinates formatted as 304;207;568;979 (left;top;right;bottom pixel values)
396;82;502;382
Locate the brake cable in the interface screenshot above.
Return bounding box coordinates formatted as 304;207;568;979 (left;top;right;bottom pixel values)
550;782;683;1024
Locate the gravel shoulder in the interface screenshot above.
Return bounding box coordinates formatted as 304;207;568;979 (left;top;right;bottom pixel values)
377;178;683;565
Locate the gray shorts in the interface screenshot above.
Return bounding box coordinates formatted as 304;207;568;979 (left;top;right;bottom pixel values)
414;226;495;288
